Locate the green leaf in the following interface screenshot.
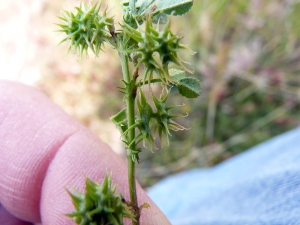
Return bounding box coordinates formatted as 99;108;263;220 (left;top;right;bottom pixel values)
136;0;193;17
155;0;194;16
153;13;168;24
170;69;186;82
169;69;200;98
169;69;185;94
110;109;128;134
177;77;201;98
136;0;155;15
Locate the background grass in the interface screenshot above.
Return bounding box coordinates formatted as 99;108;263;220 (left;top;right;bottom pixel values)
37;0;300;187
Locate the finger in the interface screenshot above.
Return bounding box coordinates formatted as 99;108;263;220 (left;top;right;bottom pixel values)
0;204;32;225
0;81;170;224
0;81;83;222
40;126;169;225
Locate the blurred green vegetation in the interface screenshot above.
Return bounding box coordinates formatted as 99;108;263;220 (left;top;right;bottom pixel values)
135;0;300;187
43;0;300;187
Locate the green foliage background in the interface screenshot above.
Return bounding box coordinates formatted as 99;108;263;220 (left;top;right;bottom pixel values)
42;0;300;187
136;0;300;186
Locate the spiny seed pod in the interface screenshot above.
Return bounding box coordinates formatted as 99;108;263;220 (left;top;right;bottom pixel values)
123;18;163;86
150;19;194;76
125;90;156;151
124;90;187;150
152;93;188;146
123;16;194;85
136;90;156;149
66;174;134;225
56;2;114;57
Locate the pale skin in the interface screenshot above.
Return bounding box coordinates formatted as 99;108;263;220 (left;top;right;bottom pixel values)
0;81;170;225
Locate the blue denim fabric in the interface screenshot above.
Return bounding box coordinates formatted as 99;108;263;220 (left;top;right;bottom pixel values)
148;127;300;225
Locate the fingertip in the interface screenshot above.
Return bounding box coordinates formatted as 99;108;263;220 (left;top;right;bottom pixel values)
40;129;128;224
40;129;170;225
0;205;32;225
0;81;82;222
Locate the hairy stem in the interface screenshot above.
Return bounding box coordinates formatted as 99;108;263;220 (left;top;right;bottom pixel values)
119;44;139;225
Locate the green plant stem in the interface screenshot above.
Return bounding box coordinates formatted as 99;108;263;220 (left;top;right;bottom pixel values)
137;78;163;87
119;45;139;225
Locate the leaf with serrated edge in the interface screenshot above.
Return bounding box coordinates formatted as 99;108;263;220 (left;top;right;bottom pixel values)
177;77;200;98
170;68;186;83
155;0;194;16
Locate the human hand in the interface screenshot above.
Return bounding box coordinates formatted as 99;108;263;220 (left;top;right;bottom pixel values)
0;81;170;225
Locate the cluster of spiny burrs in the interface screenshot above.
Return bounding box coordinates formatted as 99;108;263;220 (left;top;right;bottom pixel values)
123;16;194;86
124;90;187;152
66;174;134;225
56;2;114;57
152;93;188;146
